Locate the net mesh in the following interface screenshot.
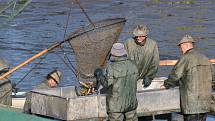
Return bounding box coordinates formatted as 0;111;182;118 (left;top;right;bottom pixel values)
68;18;126;80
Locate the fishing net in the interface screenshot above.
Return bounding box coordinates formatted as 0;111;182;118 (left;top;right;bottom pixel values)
68;18;126;80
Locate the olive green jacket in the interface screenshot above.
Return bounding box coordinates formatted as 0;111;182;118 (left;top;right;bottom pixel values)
100;57;139;113
0;59;12;106
125;38;159;82
36;81;50;89
0;78;12;106
164;49;215;114
0;71;12;106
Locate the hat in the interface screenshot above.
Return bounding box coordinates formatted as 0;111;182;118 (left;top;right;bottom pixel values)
111;43;127;57
133;25;149;36
178;35;195;46
47;70;62;84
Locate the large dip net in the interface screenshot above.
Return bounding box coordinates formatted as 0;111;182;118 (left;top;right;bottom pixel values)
67;18;126;80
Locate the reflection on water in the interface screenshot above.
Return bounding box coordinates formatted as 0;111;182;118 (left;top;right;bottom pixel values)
0;0;215;93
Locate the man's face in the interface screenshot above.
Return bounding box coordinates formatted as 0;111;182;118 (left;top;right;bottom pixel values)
179;44;184;54
136;36;147;42
179;43;189;54
48;78;58;87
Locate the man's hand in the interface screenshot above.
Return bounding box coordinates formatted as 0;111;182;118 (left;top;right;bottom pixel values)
163;79;171;89
160;84;166;89
94;68;103;78
94;68;104;88
143;77;152;88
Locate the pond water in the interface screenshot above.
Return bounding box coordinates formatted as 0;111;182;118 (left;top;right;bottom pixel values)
0;0;215;92
1;0;215;120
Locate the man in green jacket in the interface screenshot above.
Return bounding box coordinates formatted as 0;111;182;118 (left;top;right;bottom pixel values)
23;70;62;113
94;43;139;121
125;25;159;90
164;35;215;121
0;58;12;106
36;70;62;89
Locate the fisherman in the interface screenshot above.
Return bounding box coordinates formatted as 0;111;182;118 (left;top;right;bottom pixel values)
163;35;215;121
0;58;12;106
23;70;62;113
125;24;159;90
94;43;139;121
36;70;62;89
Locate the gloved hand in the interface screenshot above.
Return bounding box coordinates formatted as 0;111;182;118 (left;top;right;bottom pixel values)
143;77;152;88
94;68;104;88
94;68;103;79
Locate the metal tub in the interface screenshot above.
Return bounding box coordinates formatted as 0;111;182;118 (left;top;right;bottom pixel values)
30;86;107;121
30;86;181;120
137;88;180;116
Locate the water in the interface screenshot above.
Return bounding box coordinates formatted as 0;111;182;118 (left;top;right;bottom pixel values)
0;0;215;89
0;0;215;120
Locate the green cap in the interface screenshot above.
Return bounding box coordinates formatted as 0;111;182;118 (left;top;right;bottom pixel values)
133;25;149;36
47;70;62;84
178;35;195;46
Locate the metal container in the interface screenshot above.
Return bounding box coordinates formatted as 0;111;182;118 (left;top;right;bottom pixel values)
30;86;180;120
30;86;107;121
137;88;180;116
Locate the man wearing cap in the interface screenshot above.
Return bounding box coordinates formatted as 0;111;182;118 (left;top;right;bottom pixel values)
23;70;62;113
0;58;12;106
125;25;159;90
164;35;215;121
36;70;62;89
94;43;139;121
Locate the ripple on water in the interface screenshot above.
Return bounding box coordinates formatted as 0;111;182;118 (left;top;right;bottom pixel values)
0;0;215;92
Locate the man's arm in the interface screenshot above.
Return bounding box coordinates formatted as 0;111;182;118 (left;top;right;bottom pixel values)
94;65;114;88
144;43;159;87
164;56;187;88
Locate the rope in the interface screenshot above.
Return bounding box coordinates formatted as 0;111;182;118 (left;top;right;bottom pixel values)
63;6;72;39
0;0;32;28
59;4;78;79
53;48;81;86
0;1;16;14
74;0;95;28
54;50;77;77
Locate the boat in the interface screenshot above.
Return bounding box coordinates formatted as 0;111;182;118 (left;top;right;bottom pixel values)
0;104;55;121
10;82;214;121
11;92;26;109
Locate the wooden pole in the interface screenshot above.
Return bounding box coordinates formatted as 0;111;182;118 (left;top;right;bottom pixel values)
159;59;215;66
159;60;178;66
0;41;63;80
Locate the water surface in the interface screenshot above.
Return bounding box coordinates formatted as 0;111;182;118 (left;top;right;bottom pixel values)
0;0;215;91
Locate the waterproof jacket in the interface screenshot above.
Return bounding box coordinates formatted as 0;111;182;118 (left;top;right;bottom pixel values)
125;38;159;82
36;80;50;89
164;49;215;114
100;57;139;113
0;61;12;106
0;78;12;106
